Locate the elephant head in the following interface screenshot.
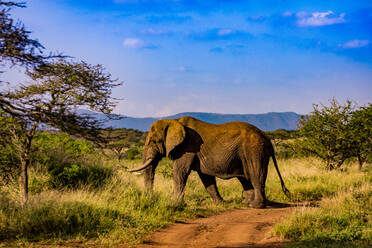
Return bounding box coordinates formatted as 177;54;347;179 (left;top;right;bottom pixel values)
128;119;186;189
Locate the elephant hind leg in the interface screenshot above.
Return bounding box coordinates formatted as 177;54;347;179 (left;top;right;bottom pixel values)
242;151;269;209
197;171;223;203
250;156;269;208
237;176;254;204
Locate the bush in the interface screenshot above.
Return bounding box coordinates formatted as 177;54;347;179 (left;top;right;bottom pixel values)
31;132;112;189
48;162;112;189
33;132;94;164
126;148;140;160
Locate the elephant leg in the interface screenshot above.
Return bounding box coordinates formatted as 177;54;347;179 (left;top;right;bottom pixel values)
245;156;269;209
197;171;223;203
172;154;193;202
237;176;254;204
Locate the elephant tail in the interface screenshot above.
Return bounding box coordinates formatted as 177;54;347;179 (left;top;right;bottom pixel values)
271;153;291;199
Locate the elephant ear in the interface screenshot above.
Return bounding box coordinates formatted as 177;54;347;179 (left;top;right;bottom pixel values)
165;120;186;157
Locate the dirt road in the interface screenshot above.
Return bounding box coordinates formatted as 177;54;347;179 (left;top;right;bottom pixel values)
136;204;295;248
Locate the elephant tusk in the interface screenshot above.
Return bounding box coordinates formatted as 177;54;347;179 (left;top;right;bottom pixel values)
127;159;153;172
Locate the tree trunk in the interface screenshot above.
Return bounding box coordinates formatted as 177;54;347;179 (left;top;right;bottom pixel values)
20;157;29;203
19;121;38;204
357;155;364;171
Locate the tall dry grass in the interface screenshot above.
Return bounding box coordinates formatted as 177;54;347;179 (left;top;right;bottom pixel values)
0;157;370;247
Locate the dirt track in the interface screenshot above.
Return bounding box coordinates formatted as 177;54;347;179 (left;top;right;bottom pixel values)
135;204;295;248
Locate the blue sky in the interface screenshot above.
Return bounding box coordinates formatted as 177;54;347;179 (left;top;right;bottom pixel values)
4;0;372;117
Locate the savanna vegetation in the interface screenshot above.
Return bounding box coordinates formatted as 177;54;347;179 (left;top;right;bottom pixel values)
0;1;371;247
0;102;370;247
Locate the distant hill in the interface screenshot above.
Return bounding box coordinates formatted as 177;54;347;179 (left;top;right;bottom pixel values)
79;110;302;131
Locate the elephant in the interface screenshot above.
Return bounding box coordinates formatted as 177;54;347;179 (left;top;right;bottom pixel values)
128;116;290;208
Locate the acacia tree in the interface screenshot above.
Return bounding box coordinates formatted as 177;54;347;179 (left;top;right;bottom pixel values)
0;2;122;202
349;103;372;170
298;99;355;170
1;60;121;202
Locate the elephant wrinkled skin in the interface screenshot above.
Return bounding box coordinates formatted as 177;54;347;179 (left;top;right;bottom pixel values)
129;116;290;208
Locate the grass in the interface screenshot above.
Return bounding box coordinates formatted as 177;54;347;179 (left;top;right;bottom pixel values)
0;157;371;247
273;160;372;247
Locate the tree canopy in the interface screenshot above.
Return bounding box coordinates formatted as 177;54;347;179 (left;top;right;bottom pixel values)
0;1;122;202
298;99;371;170
0;1;52;68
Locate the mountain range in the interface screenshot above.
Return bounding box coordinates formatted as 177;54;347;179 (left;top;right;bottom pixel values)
80;110;302;131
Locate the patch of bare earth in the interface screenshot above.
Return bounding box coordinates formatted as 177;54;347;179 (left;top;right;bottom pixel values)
134;204;295;248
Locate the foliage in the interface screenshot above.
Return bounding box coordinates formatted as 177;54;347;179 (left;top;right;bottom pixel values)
298;99;356;170
102;128;147;160
348;103;372;169
126;147;141;160
33;132;94;161
265;129;300;145
2;61;121;141
0;1;121;202
48;163;112;189
0;111;20;184
0;60;120;202
0;1;49;68
31;132;111;189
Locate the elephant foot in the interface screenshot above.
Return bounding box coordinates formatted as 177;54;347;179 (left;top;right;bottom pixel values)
242;191;255;204
248;200;266;209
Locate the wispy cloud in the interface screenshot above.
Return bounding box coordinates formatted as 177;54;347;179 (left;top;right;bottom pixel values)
295;11;345;27
122;38;158;49
191;28;252;41
340;39;370;48
123;38;144;48
217;29;234;36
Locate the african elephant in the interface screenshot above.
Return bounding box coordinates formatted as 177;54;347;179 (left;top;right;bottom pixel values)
129;116;290;208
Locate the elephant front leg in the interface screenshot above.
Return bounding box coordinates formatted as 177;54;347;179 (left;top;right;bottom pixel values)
172;155;193;203
237;177;254;204
197;172;223;203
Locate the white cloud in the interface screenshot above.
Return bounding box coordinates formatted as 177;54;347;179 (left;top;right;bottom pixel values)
296;11;345;27
217;29;233;36
122;38;145;48
340;40;370;49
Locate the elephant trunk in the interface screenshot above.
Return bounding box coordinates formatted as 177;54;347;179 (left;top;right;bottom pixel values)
144;163;157;190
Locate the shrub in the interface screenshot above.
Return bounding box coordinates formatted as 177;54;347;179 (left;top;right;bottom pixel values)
48;162;112;189
126;148;140;160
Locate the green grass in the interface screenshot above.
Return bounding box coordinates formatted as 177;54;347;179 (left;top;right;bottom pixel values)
273;161;371;248
0;157;370;247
